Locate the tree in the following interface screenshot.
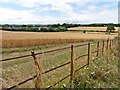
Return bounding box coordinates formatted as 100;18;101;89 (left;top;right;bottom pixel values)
106;23;115;34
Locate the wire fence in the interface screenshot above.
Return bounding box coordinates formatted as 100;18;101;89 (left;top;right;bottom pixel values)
1;38;117;89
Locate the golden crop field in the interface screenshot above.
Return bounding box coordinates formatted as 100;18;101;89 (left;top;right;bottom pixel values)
1;30;118;48
2;30;117;39
68;27;118;31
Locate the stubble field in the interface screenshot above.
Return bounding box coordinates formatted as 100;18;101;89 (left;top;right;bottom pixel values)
68;26;118;31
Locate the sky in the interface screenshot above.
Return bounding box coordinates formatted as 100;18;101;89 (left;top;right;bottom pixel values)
0;0;119;24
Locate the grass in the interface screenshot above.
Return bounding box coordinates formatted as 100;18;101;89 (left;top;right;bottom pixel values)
70;40;118;88
2;44;56;54
2;40;98;88
2;38;117;88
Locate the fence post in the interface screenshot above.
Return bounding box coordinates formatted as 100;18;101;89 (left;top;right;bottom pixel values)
96;41;99;57
102;40;104;54
112;39;114;46
106;39;109;50
87;43;90;66
113;38;115;45
31;51;42;88
110;39;112;49
70;45;74;88
112;39;115;49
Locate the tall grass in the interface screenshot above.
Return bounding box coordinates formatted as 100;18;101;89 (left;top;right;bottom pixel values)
2;38;117;88
2;41;96;88
71;41;118;88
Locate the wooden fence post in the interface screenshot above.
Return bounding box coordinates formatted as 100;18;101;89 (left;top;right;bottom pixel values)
102;40;104;54
112;39;114;45
31;51;42;89
70;45;74;88
113;39;115;45
112;39;115;49
96;41;99;57
106;39;109;50
110;39;112;49
87;43;90;66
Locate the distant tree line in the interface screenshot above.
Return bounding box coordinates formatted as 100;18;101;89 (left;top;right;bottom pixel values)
0;23;119;32
40;26;67;32
1;24;68;32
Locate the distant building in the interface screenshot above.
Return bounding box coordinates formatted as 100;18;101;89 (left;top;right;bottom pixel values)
39;27;41;30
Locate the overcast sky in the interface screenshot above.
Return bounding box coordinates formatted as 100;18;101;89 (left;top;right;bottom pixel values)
0;0;119;24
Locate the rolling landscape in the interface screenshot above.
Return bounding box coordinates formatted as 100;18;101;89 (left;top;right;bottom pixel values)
0;0;119;89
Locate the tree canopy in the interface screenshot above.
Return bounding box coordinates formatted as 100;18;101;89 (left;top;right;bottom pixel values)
106;23;115;33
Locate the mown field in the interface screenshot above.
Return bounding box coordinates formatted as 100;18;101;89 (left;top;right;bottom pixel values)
1;30;118;48
68;26;118;31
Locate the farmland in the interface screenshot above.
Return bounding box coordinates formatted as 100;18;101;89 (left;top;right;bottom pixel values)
1;26;119;89
68;26;118;31
0;0;119;89
1;37;118;88
1;30;118;48
2;30;118;39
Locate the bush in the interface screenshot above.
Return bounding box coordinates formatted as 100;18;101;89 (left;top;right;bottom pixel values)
83;30;86;33
40;26;67;32
58;26;68;32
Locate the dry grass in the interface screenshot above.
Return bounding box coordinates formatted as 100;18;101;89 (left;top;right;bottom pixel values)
2;39;90;48
1;30;118;48
68;27;118;31
2;39;118;88
2;32;118;88
2;40;97;88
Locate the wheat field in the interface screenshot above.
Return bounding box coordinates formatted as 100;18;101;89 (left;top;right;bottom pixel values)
1;30;118;48
2;30;117;39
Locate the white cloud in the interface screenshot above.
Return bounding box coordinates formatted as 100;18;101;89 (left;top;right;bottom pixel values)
0;0;81;12
94;9;118;23
0;6;117;24
0;7;43;24
0;7;65;24
0;0;118;24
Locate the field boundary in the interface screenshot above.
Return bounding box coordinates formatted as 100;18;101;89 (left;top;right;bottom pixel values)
1;38;117;89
